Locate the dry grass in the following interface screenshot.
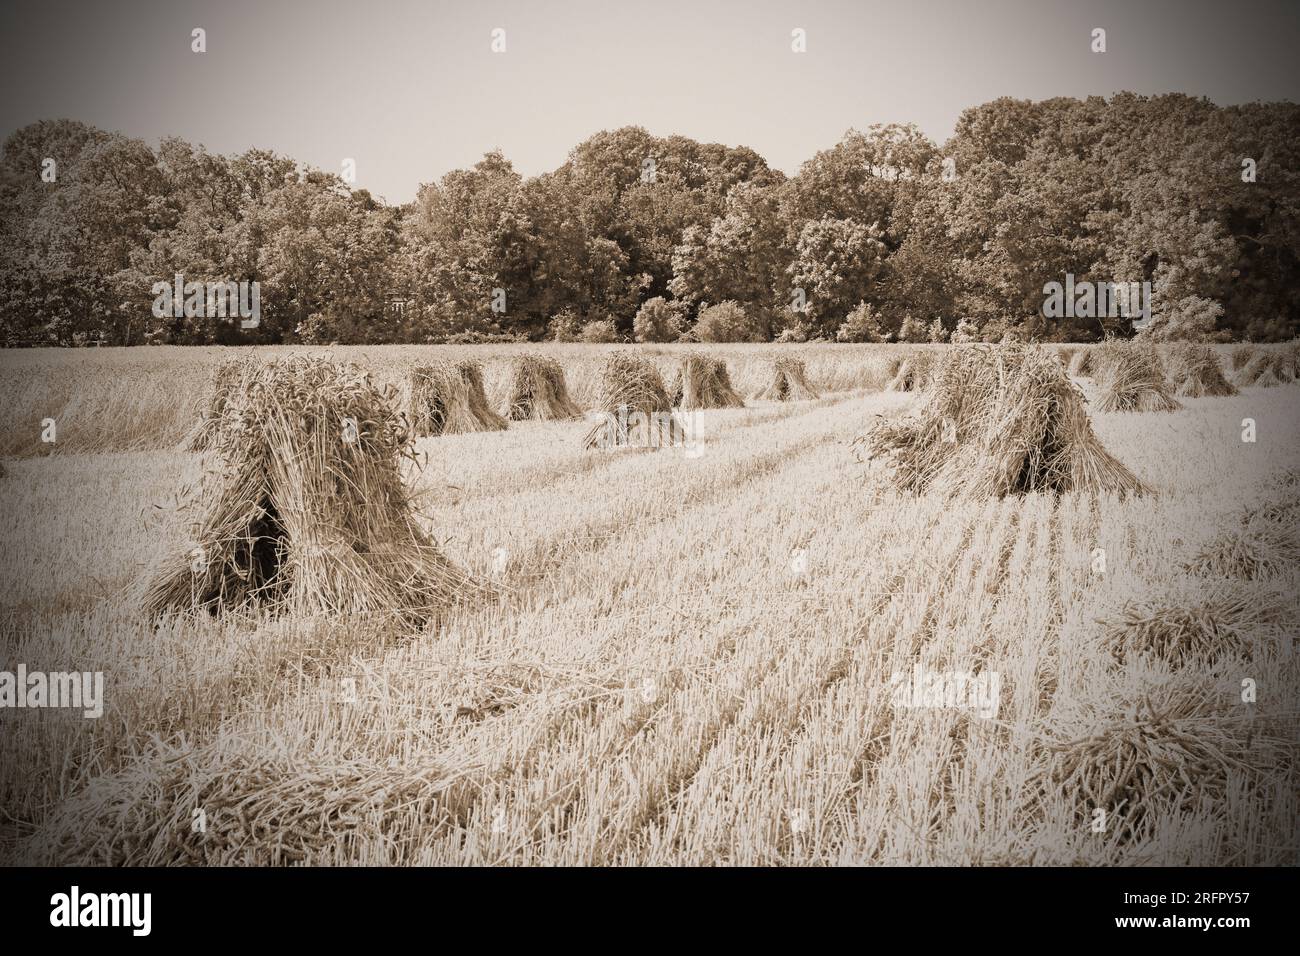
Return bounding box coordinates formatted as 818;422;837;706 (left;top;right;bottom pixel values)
21;735;474;866
1039;674;1293;847
2;342;1298;867
1184;515;1300;580
1068;347;1100;378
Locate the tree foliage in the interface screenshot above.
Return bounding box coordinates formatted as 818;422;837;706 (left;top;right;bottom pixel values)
4;98;1298;346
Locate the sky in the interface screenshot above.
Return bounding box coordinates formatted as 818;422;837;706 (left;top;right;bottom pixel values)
1;0;1298;204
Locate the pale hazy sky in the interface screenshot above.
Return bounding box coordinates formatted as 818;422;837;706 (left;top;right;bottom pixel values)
1;0;1297;203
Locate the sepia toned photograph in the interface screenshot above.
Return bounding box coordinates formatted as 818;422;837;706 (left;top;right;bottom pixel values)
0;0;1296;922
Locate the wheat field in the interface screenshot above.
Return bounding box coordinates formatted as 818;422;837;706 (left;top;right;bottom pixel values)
1;343;1297;866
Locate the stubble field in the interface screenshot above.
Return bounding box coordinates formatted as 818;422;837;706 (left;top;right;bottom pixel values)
1;343;1297;866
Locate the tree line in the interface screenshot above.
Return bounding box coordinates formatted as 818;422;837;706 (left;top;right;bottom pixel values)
2;93;1297;347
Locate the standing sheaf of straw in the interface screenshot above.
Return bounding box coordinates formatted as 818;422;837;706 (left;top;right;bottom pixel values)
860;343;1149;498
1234;346;1299;388
1164;343;1238;398
583;352;684;449
668;352;744;410
143;355;477;624
408;359;508;436
505;353;584;421
182;357;257;451
1067;346;1100;378
1095;341;1182;412
752;356;819;401
886;352;936;393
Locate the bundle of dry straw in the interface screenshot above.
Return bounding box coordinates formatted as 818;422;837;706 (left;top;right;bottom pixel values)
1165;344;1237;398
183;358;255;451
584;353;684;449
1096;342;1182;412
861;344;1148;497
1234;349;1297;388
143;356;472;623
408;360;507;436
1066;348;1094;378
1098;580;1291;665
1039;677;1291;846
1067;347;1100;379
505;353;584;420
1184;513;1300;580
669;352;744;410
1229;345;1258;372
22;736;472;866
886;352;936;392
753;356;819;401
